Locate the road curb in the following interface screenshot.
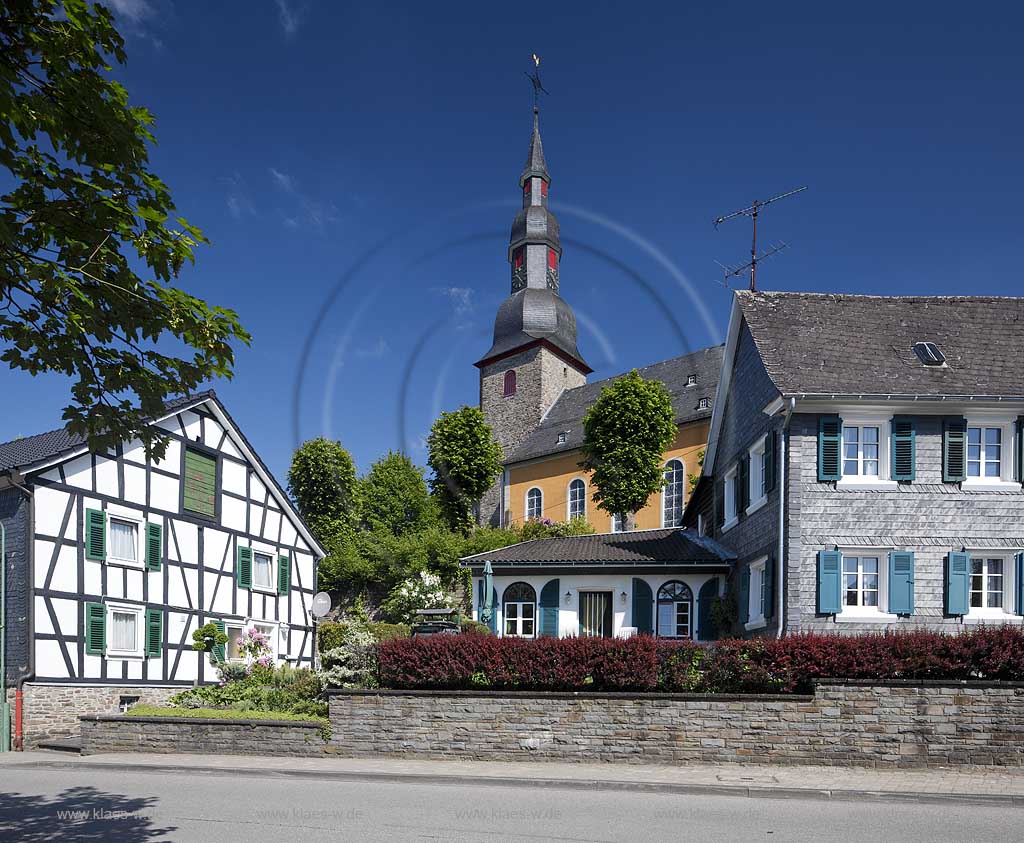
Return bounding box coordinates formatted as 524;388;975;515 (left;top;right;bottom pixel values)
12;757;1024;808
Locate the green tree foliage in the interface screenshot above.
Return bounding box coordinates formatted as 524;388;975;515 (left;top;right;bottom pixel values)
360;451;436;537
426;406;503;532
579;371;677;530
0;0;250;459
287;437;359;544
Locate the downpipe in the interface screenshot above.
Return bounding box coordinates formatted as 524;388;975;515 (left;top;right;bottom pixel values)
776;397;796;639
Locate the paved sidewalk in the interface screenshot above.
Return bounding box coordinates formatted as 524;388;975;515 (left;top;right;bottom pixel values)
1;750;1022;806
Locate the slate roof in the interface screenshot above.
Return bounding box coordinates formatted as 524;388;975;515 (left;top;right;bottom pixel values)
737;291;1024;398
0;392;210;473
460;527;736;568
506;344;724;465
520;108;549;185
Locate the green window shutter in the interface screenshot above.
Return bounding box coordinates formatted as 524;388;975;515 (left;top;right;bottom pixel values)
1016;417;1024;483
1016;553;1024;616
145;608;163;657
888;551;915;615
945;552;970;615
696;578;719;641
817;550;842;614
277;554;290;595
85;602;106;655
763;555;775;620
631;578;653;634
738;565;751;624
236;545;252;589
183;448;218;517
818;416;842;482
487;588;497;633
85;509;106;561
539;578;560;637
764;432;776;493
212;619;227;663
890;417;916;482
943;417;968;483
145;522;163;571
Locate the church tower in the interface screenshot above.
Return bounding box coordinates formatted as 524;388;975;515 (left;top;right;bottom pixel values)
476;107;591;526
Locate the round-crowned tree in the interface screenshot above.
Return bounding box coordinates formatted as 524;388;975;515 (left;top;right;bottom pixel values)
287;437;359;546
360;451;436;537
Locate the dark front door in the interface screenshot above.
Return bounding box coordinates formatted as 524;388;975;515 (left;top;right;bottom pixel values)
579;591;613;638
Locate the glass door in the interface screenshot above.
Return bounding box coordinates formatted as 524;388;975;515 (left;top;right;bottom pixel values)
578;592;613;638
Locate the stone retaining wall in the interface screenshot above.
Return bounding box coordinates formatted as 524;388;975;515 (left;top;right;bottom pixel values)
327;682;1024;768
80;715;328;756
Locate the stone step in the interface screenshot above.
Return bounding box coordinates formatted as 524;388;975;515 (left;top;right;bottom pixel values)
36;737;82;754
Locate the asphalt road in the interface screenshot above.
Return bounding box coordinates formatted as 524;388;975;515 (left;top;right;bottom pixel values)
0;764;1019;842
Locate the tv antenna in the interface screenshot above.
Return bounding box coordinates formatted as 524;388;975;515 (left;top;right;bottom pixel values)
525;53;549;109
713;186;806;291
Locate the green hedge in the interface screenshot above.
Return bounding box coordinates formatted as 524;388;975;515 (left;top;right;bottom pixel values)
318;620;411;652
126;705;326;723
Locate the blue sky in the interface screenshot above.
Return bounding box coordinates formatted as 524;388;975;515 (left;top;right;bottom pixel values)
4;0;1023;483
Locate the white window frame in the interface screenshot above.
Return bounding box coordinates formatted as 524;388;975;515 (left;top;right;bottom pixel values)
965;552;1019;622
251;550;277;594
747;439;767;515
745;558;767;630
225;621;246;663
661;459;686;528
835;547;897;622
105;601;145;658
525;487;543;521
722;466;738;532
251;620;280;662
567;478;586;521
838;417;889;485
106;510;144;568
611;513;624;533
963;419;1016;488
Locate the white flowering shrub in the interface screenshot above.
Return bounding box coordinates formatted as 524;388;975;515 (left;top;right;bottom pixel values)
379;571;451;623
320;623;377;688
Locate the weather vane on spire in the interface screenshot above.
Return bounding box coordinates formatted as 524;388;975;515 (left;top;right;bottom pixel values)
525;53;549;110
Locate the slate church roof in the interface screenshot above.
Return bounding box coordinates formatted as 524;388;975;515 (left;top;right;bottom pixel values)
507;344;724;464
737;291;1024;399
460;527;735;570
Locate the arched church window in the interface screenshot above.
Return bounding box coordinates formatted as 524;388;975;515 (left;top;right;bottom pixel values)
657;581;693;639
503;370;517;397
526;487;543;520
568;478;586;520
663;459;685;527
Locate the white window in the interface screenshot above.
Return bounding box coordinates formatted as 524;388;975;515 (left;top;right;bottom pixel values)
698;397;711;410
842;425;880;478
722;467;738;529
843;555;880;609
107;603;143;657
748;439;767;512
568;478;586;520
657;581;693;638
225;622;245;661
971;557;1005;611
253;552;274;590
967;426;1003;479
611;513;625;533
502;582;536;637
686;374;697;387
746;559;766;629
526;487;543;520
108;517;141;566
662;459;685;527
227;620;280;661
253;621;279;660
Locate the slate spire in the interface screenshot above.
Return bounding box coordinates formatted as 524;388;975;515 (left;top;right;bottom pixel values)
520;107;549;186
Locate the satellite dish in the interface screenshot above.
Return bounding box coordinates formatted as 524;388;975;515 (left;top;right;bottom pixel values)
311;592;332;619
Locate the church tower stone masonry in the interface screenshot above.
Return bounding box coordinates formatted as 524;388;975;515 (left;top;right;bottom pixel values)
476;108;591;526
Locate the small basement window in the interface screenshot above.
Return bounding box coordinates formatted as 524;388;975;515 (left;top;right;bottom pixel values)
913;341;946;366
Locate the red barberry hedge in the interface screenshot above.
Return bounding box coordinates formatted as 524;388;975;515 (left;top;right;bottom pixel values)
374;627;1024;694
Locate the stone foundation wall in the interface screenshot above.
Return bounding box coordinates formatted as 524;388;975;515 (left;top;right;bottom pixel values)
327;682;1024;768
10;684;180;747
80;715;328;756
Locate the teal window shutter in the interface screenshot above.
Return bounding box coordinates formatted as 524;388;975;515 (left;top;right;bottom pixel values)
890;417;916;481
145;522;162;571
487;588;497;633
236;546;252;589
1016;553;1024;616
739;455;750;512
888;552;915;614
1016;417;1024;483
696;579;720;641
763;556;775;620
817;550;842;614
539;578;560;637
943;418;967;482
945;552;970;615
85;509;106;561
738;565;750;624
631;578;653;634
818;416;842;481
85;602;106;655
145;608;163;657
764;432;776;493
277;554;290;595
212;619;227;663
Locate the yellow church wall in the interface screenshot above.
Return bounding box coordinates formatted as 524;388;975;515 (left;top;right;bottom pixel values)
505;420;710;531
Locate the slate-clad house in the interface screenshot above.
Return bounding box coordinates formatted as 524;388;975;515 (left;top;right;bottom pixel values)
462;528;735;640
687;291;1024;636
0;391;324;746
